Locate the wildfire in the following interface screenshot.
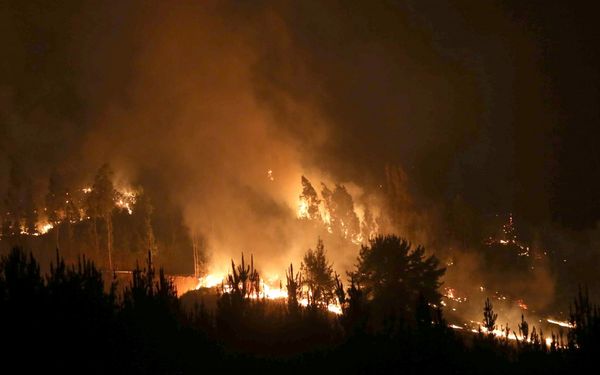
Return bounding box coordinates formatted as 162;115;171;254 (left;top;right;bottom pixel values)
320;207;333;233
262;282;288;299
196;273;226;289
444;287;467;303
36;222;54;235
517;299;528;310
451;323;555;348
547;319;574;329
297;198;310;219
195;272;343;315
115;189;137;215
9;183;140;239
296;176;377;244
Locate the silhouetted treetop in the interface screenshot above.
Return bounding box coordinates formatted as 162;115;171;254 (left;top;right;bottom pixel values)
301;238;335;308
349;234;445;325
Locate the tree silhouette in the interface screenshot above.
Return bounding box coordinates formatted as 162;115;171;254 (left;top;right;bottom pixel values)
340;277;368;334
3;159;36;235
0;244;594;372
519;313;529;342
63;187;79;252
483;297;498;334
334;272;345;306
568;285;600;352
46;169;67;248
286;262;301;313
300;176;321;221
226;253;260;299
349;234;445;326
331;184;360;239
301;238;335;309
319;183;360;240
130;191;157;258
86;164;116;270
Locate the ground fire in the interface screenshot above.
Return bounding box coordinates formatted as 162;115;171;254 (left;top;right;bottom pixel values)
3;1;600;372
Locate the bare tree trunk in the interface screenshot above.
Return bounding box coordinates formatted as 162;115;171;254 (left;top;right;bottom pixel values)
193;236;198;278
55;223;60;251
66;221;72;255
106;214;113;271
93;217;99;261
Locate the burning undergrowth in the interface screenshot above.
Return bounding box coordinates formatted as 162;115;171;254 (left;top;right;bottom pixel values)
440;214;564;340
0;162;574;340
3;1;575;337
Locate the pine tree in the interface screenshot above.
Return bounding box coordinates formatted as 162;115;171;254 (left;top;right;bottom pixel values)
349;235;445;326
519;313;529;342
299;176;321;221
483;297;498;335
301;238;335;309
286;263;301;313
331;184;360;240
227;253;260;299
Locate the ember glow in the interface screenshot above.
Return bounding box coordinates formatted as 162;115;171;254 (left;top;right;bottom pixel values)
2;1;600;372
297;199;310;220
449;321;561;348
196;273;226;289
196;272;343;315
36;222;54;235
517;299;528;310
20;185;139;237
295;176;378;245
547;319;574;329
114;189;137;215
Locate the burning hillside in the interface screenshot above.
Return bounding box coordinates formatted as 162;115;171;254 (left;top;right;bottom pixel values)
0;164;576;341
297;176;379;245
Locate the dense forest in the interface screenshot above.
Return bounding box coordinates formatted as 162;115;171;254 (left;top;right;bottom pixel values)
1;234;598;373
0;162;196;274
3;0;600;373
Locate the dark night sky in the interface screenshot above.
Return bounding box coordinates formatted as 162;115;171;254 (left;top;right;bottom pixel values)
1;0;599;231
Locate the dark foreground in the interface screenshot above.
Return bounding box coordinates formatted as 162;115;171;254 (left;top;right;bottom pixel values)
0;247;598;374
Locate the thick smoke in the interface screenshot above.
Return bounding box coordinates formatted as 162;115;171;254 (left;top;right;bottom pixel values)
2;1;378;275
0;2;541;271
3;2;599;321
76;2;339;275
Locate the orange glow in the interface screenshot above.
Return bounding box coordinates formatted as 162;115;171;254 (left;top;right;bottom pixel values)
547;319;574;328
196;272;343;315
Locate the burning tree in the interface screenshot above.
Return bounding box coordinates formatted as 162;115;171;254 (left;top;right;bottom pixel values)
298;176;321;221
331;184;360;240
296;176;376;244
301;238;335;309
502;213;517;243
320;183;361;241
360;206;377;243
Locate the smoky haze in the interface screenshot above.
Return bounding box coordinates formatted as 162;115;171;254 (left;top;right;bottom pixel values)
2;0;600;307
